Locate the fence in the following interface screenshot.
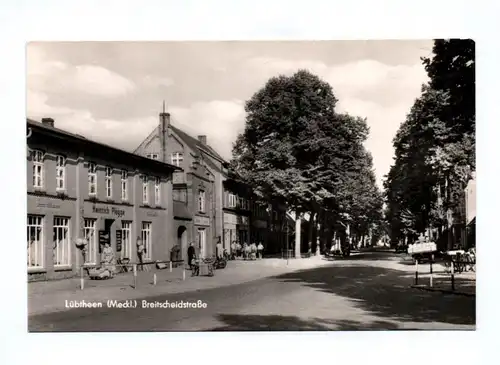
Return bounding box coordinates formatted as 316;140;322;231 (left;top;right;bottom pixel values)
412;257;476;296
78;260;187;291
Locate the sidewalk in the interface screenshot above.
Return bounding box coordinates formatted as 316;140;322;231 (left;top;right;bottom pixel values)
28;256;333;316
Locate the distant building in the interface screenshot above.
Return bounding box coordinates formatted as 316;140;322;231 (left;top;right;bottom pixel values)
27;118;179;281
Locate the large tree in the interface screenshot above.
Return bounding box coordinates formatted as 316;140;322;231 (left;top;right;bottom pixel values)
385;39;475;249
232;69;382;255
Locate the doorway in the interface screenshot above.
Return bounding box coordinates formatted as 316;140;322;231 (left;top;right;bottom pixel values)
178;226;187;261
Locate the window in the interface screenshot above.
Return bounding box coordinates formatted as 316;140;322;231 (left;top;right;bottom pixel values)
83;219;97;265
121;221;132;259
141;222;152;261
27;215;44;268
146;153;159;160
197;228;206;258
229;193;237;208
53;217;71;266
121;170;128;201
171;152;184;167
142;175;149;204
198;190;206;212
154;177;161;205
56;155;66;191
105;166;113;199
32;150;44;188
173;188;187;202
88;162;97;196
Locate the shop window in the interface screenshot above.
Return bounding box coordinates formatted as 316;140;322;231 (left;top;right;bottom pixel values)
27;215;44;268
121;221;132;260
53;217;71;266
84;219;97;264
141;222;152;261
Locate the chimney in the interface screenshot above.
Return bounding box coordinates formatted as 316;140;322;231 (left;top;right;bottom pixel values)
198;135;207;145
41;118;55;127
159;111;170;163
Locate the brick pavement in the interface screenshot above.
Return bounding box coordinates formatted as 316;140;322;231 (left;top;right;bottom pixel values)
28;257;333;316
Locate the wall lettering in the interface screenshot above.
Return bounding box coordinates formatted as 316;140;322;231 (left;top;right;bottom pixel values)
92;205;126;218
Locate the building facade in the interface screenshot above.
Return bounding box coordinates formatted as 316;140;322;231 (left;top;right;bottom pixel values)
135;112;223;260
27;118;179;281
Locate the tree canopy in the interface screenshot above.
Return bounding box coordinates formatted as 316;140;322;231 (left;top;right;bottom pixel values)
384;39;475;246
231;69;383;249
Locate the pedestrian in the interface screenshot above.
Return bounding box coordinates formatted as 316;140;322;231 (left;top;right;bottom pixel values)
250;242;257;260
243;243;250;260
216;239;223;259
187;242;195;270
136;236;145;271
257;242;264;259
236;241;242;259
230;241;236;260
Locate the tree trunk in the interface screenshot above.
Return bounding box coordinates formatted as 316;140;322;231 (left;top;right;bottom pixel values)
307;212;315;254
320;210;326;254
312;211;319;254
294;211;301;259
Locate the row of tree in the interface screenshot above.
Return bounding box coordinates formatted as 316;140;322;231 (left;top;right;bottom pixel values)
230;70;383;256
384;39;475;249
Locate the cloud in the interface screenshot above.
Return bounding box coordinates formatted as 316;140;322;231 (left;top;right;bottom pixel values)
169;100;246;159
27;45;135;98
141;75;174;88
27;90;156;151
243;56;427;187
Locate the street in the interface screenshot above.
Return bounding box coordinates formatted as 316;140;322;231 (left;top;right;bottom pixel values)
29;252;475;331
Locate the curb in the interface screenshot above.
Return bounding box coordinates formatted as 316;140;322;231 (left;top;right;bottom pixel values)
29;261;335;317
410;285;475;297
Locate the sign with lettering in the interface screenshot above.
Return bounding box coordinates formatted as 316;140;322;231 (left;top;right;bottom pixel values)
194;216;210;226
98;230;110;254
37;202;61;209
92;205;125;218
147;211;158;217
116;231;122;252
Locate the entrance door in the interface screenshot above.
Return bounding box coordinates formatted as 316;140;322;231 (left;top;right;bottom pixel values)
197;228;206;258
177;226;187;260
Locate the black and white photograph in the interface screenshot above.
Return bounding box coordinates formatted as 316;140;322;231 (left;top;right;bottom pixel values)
25;39;476;332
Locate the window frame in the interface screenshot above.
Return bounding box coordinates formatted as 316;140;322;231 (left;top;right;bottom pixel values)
88;162;97;196
121;170;128;201
32;150;45;189
146;153;159;160
121;221;132;260
53;216;71;267
83;218;97;265
142;175;149;205
27;215;44;269
198;189;206;213
154;177;161;205
141;222;152;261
55;154;66;191
105;166;113;199
170;152;184;167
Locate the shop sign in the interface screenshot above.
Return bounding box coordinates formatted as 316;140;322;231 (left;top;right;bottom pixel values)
37;202;61;209
147;211;158;217
92;205;126;218
194;216;210;226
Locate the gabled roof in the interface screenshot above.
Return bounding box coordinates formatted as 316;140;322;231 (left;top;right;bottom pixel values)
170;125;226;163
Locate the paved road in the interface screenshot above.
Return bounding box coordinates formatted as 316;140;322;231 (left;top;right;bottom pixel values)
29;256;475;331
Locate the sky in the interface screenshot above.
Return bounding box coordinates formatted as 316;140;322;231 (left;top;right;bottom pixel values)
27;40;433;188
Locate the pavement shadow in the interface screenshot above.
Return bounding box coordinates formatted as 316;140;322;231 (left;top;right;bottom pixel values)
210;314;409;331
272;266;475;325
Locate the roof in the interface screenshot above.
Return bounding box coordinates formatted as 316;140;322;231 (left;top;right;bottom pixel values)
27;119;182;173
170;125;226;163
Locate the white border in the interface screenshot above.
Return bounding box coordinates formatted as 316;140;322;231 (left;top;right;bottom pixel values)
1;0;498;364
